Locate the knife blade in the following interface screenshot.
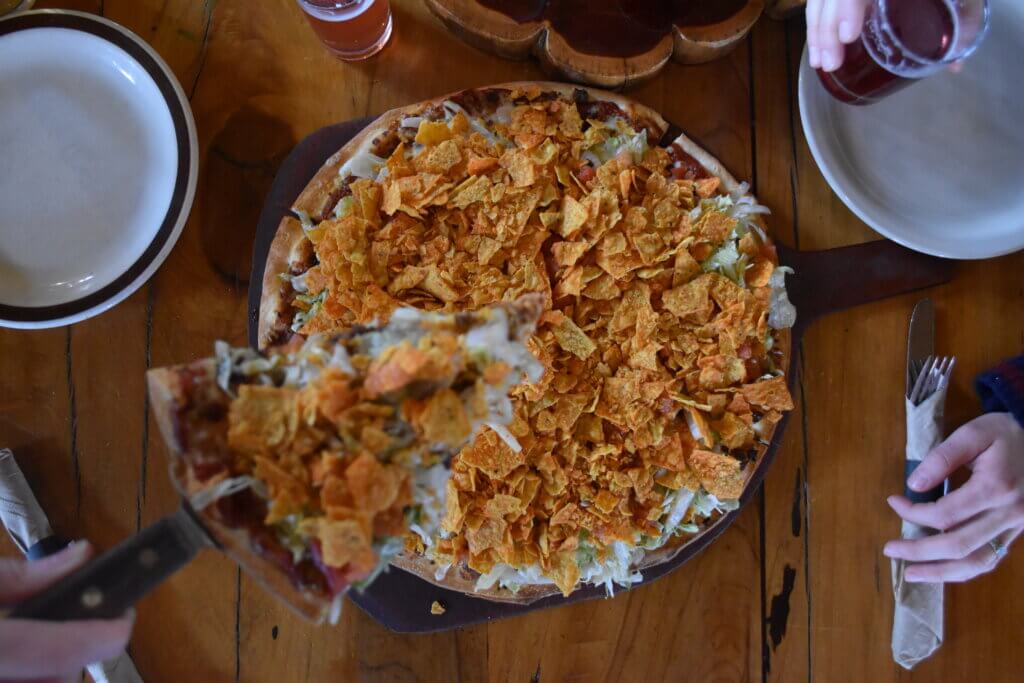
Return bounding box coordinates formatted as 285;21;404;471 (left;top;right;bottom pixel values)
906;298;935;398
905;298;943;505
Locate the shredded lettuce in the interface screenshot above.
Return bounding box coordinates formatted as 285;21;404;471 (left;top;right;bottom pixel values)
327;594;344;625
291;290;326;333
701;240;748;284
660;487;696;539
465;311;544;384
476;540;643;597
484;420;521;453
476;561;554;593
189;476;261;511
294;209;314;232
576;539;597;567
465;485;736;597
338;151;386;180
691;490;740;519
214;341;274;395
684;408;705;444
327;343;355;376
768;266;797;329
442;100;506;147
409;463;450;548
588;129;647;165
353;536;405;591
577;541;644;596
333;195;355;219
274;514;308;564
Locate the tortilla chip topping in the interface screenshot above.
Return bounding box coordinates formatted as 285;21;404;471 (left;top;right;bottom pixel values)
286;88;795;598
185;302;541;609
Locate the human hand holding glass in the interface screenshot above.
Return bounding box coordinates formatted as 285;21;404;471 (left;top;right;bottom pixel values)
806;0;989;104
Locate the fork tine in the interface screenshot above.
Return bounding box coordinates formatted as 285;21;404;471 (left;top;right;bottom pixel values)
921;356;941;403
938;357;957;390
925;359;942;395
911;356;935;404
913;358;925;381
930;357;949;393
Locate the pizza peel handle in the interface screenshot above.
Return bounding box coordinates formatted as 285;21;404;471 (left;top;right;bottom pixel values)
7;507;208;621
778;241;955;336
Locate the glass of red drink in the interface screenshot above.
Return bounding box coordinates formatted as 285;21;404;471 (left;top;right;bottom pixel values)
817;0;989;105
297;0;393;61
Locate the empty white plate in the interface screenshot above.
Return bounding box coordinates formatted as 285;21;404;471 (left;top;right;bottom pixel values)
798;0;1024;259
0;10;197;328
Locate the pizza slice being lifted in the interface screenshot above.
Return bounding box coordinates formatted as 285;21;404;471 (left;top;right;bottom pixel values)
148;296;543;623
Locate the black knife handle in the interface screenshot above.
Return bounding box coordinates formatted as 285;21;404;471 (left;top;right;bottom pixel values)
9;513;201;621
904;460;945;504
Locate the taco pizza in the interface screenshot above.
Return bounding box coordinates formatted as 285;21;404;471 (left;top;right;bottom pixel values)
257;82;797;604
148;298;543;622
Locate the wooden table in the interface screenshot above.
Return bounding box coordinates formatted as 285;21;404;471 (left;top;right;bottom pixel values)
2;1;1022;681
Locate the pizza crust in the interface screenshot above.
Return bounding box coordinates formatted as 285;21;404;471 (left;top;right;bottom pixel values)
146;365;332;623
668;130;744;196
257;83;791;605
258;217;304;349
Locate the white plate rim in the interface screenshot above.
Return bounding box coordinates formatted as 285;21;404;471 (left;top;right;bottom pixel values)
797;46;1024;261
0;9;198;329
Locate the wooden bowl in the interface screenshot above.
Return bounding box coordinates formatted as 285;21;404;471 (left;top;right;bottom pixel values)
424;0;765;88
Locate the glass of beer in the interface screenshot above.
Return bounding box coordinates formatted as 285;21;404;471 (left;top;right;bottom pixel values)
297;0;393;61
817;0;989;105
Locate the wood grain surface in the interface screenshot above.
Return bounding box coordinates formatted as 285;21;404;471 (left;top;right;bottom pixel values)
1;2;1021;682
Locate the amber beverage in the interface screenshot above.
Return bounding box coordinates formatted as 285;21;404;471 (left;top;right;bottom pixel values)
297;0;393;61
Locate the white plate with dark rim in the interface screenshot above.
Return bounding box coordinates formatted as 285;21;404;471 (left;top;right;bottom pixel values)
0;10;197;328
798;0;1024;260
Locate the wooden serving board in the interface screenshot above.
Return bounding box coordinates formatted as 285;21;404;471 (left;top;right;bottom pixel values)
247;116;953;633
424;0;766;88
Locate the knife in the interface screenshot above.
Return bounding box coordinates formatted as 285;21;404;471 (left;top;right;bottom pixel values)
906;299;934;397
6;504;212;621
905;299;944;505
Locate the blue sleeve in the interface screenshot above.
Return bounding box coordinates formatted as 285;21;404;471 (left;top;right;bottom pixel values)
975;355;1024;428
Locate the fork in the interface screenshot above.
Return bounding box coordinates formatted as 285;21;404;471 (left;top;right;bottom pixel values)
908;355;956;406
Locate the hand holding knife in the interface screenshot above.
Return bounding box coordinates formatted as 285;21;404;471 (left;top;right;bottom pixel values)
0;448;144;682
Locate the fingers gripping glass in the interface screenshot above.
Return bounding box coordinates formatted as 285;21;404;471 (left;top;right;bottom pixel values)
818;0;990;105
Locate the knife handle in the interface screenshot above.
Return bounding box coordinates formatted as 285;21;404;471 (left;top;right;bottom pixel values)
8;513;201;621
904;460;945;504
